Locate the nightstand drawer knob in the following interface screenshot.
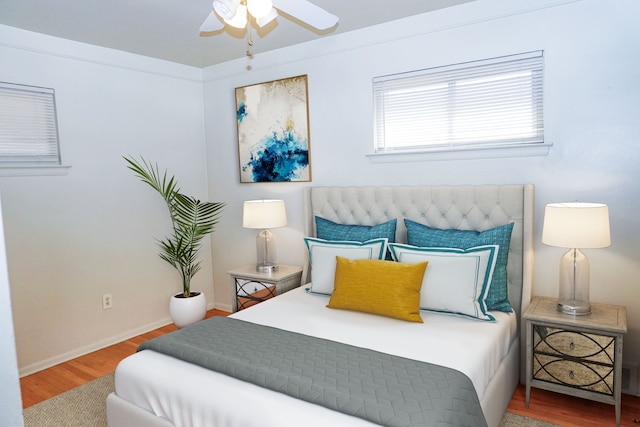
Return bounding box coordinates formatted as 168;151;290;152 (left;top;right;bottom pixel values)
569;370;575;379
569;342;575;351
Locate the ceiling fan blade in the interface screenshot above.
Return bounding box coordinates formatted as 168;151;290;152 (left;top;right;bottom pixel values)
272;0;338;30
199;11;224;32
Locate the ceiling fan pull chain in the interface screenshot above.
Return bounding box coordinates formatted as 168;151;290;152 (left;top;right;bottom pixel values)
245;2;254;58
246;27;254;58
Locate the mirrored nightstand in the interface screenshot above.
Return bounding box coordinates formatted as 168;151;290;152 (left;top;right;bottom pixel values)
228;265;303;312
524;296;627;427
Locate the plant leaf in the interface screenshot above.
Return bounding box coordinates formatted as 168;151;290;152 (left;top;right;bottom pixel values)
124;156;225;294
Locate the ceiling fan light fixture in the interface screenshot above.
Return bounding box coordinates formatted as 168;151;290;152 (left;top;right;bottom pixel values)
224;4;248;28
247;0;273;20
256;8;278;27
213;0;240;20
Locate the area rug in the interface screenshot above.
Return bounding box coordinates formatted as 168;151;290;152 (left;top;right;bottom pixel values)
23;373;561;427
499;412;562;427
23;373;114;427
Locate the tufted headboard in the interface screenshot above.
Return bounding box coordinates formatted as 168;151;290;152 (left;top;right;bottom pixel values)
302;184;535;327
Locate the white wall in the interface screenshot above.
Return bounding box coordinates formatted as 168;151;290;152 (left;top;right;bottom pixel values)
203;0;640;373
0;25;213;375
0;198;23;427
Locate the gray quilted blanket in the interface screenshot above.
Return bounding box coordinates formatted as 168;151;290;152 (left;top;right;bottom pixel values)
138;317;487;427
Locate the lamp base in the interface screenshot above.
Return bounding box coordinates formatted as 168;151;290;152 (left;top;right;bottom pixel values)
256;264;279;273
557;299;591;316
556;248;592;316
255;229;278;274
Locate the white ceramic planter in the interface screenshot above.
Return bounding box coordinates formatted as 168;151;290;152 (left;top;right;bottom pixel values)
169;291;206;328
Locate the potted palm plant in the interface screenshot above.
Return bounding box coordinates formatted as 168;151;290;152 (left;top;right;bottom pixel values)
124;156;225;328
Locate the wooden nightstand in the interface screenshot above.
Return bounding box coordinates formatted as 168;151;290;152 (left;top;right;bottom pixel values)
524;296;627;426
228;265;303;312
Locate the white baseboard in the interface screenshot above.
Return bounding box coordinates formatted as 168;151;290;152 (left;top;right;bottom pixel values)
20;303;232;378
19;316;173;378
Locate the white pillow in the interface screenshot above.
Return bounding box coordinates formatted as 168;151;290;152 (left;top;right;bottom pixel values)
304;237;388;295
388;243;499;321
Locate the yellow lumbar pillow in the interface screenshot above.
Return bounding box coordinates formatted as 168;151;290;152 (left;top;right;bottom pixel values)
327;256;427;323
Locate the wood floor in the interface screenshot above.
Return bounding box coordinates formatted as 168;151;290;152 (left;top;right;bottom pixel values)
20;308;640;426
508;384;640;427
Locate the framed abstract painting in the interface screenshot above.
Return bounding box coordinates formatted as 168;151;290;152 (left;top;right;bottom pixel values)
235;75;312;183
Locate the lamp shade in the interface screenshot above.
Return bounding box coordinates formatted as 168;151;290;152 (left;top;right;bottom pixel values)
541;202;611;249
243;199;287;229
246;0;273;19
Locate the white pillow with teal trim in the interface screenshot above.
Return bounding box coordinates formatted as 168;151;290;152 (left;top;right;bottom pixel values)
304;237;388;295
389;243;499;321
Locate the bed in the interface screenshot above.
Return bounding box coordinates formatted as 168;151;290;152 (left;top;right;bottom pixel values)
107;184;534;427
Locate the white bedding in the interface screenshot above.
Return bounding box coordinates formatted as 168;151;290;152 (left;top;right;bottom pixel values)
114;286;517;427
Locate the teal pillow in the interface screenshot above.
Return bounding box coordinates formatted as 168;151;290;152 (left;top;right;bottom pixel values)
404;219;514;312
315;216;396;259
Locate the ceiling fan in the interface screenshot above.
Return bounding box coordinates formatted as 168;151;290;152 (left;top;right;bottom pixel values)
199;0;339;32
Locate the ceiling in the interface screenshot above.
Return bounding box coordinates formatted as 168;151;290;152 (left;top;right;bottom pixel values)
0;0;474;68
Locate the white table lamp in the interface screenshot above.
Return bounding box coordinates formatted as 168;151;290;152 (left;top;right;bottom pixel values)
541;202;611;315
243;199;287;273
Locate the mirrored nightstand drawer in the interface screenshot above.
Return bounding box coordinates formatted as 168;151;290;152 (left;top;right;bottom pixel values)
533;353;614;395
533;326;615;365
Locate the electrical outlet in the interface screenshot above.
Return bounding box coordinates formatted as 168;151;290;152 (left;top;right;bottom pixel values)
102;293;113;310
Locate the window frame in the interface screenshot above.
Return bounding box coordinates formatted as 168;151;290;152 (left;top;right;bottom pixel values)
372;51;549;160
0;82;63;169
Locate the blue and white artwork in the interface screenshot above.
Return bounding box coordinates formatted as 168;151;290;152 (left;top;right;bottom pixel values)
236;75;311;183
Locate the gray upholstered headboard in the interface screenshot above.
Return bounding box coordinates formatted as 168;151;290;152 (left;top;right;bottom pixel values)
302;184;535;322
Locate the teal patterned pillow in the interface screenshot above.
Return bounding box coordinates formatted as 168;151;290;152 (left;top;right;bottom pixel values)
316;216;396;259
404;219;515;312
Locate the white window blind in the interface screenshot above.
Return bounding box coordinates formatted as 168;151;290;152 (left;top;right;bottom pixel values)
0;82;61;165
373;51;544;153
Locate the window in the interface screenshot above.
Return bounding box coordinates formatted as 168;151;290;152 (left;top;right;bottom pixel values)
373;51;544;155
0;82;61;165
